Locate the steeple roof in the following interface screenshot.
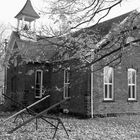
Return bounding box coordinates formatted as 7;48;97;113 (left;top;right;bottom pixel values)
15;0;40;21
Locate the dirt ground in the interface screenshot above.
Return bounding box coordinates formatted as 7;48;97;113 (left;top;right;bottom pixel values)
0;113;140;140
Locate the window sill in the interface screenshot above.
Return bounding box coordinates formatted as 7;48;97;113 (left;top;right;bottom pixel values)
103;99;114;102
64;97;70;100
35;96;42;99
127;99;137;102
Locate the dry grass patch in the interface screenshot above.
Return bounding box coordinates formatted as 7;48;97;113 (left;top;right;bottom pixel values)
0;114;140;139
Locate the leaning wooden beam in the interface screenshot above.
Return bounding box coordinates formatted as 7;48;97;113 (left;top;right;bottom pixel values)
3;95;50;123
2;94;59;130
8;98;70;134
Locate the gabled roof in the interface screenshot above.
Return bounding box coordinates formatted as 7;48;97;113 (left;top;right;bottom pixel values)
15;0;40;21
67;11;135;64
73;11;132;39
96;10;138;48
6;10;135;65
4;31;57;64
85;10;140;66
93;11;132;38
18;38;57;63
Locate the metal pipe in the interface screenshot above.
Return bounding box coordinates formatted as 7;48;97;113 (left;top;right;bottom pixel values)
91;65;94;118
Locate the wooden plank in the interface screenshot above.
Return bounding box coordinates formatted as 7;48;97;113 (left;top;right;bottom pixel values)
3;95;50;123
8;98;70;134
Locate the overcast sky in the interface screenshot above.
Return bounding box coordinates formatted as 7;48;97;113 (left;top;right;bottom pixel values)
0;0;43;26
0;0;140;27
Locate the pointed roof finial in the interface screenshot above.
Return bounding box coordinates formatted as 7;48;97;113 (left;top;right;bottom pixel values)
15;0;40;22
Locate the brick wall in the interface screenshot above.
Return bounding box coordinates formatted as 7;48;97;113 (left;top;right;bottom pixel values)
6;62;51;110
51;68;91;116
92;45;140;115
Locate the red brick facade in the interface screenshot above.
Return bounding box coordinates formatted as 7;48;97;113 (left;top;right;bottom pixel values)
6;9;140;117
6;62;51;111
92;45;140;115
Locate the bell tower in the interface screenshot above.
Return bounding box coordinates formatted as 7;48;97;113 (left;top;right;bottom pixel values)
15;0;40;39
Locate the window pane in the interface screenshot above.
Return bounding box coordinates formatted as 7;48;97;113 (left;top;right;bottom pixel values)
109;85;112;99
35;71;42;97
36;84;40;90
104;85;108;98
132;71;135;84
35;84;41;96
35;89;40;96
132;85;135;98
104;67;113;83
109;73;113;83
128;71;131;84
128;86;131;98
109;71;113;83
104;75;108;83
65;70;69;83
104;67;109;83
36;71;41;84
64;84;69;97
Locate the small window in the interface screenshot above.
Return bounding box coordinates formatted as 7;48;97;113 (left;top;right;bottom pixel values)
104;66;114;101
64;68;70;98
128;68;136;101
35;70;43;98
0;86;4;104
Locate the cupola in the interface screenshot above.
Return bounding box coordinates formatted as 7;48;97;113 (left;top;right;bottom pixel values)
15;0;40;32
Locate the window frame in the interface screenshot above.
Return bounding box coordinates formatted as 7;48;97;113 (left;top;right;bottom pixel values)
35;70;43;98
128;68;136;101
63;68;70;99
103;66;114;101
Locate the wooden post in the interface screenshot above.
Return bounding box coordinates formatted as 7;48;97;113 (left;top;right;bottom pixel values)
3;95;50;123
8;98;70;134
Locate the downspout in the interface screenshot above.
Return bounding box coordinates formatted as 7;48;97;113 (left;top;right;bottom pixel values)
4;39;8;95
91;65;94;118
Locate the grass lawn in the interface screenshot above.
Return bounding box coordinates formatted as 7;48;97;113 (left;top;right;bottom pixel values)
0;113;140;140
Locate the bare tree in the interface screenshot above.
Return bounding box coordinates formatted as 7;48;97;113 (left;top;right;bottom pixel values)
0;24;9;68
78;10;140;71
14;0;140;73
41;0;124;35
45;10;140;72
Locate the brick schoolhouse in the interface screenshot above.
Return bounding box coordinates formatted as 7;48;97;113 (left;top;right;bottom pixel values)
4;0;140;117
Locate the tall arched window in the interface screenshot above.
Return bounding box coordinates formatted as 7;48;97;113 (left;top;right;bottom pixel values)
128;68;136;100
104;66;114;100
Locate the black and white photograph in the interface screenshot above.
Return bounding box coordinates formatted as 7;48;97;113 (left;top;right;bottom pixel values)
0;0;140;139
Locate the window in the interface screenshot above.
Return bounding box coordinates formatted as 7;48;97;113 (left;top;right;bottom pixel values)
0;86;4;104
35;70;43;98
128;68;136;100
104;66;114;100
64;68;70;98
11;76;17;93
